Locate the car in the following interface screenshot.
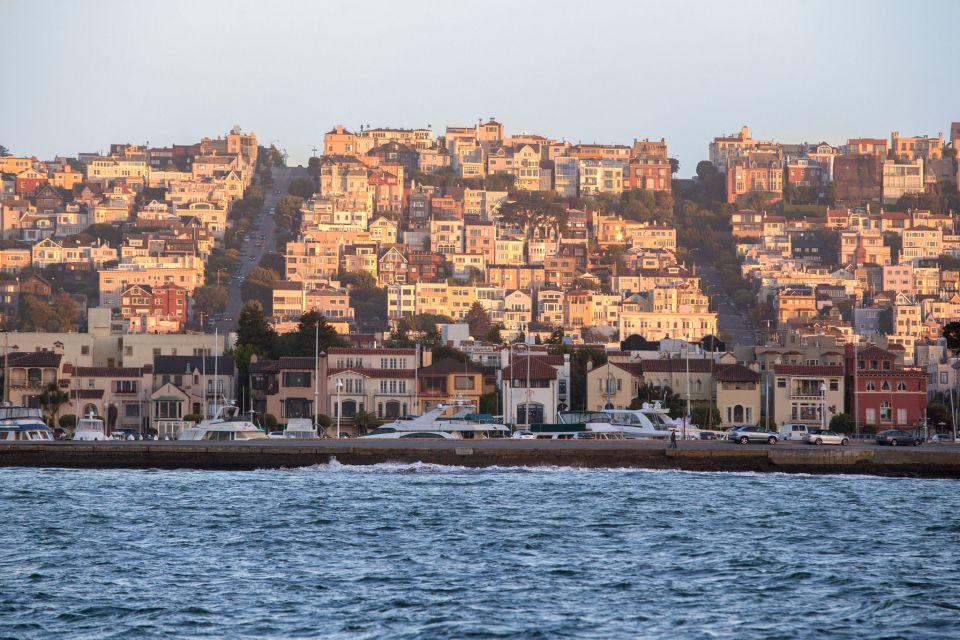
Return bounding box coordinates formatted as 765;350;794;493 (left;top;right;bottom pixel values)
275;189;280;194
243;235;250;242
802;429;849;446
698;431;718;440
727;425;779;445
249;256;256;261
511;430;536;439
52;427;69;440
779;423;814;441
876;429;922;446
930;433;957;443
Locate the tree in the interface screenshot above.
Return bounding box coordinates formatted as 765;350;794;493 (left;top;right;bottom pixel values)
192;285;227;324
465;302;491;339
38;382;69;426
943;321;960;356
236;300;277;356
274;196;303;232
352;410;381;435
287;178;316;200
18;293;78;332
59;414;77;430
927;402;953;431
829;413;856;434
241;266;279;311
75;223;123;247
485;325;503;344
0;144;9;156
277;311;345;357
691;405;722;429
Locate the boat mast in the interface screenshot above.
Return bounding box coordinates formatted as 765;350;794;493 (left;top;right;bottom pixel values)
214;328;219;412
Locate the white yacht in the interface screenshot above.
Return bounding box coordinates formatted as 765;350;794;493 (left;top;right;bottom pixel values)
0;405;54;442
558;403;675;439
72;414;108;441
279;418;320;439
361;403;509;440
178;405;268;441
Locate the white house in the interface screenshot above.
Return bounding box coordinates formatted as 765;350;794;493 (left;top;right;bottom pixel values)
500;352;571;426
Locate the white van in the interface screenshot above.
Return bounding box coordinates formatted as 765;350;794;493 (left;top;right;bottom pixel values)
779;423;814;441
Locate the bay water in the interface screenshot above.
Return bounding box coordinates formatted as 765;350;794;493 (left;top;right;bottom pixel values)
1;463;958;639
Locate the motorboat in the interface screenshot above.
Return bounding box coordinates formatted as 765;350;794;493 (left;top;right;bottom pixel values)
72;413;108;441
0;404;54;441
558;403;675;439
361;402;509;440
178;405;268;441
279;418;320;439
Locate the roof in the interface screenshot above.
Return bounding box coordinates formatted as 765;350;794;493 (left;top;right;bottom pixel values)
328;347;415;356
715;364;760;383
327;368;414;379
277;357;315;370
5;351;62;367
75;366;145;377
772;365;844;376
153;355;235;375
502;356;558;381
642;358;714;374
419;358;482;375
611;362;645;377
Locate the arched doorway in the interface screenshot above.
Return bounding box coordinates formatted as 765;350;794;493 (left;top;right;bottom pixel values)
733;405;745;423
341;400;357;418
517;403;543;425
82;403;98;418
384;400;401;419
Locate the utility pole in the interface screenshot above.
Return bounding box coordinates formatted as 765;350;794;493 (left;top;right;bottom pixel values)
314;319;319;436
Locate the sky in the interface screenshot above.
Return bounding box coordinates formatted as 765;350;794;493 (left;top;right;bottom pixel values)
3;0;958;177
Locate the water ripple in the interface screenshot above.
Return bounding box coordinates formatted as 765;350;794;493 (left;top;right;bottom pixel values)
0;466;957;639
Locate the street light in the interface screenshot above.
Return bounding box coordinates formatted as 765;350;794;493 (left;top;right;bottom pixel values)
335;378;343;439
820;381;827;431
213;268;227;286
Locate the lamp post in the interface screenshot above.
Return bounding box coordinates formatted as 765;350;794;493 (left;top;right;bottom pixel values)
335;378;343;439
214;268;227;287
683;342;691;441
820;381;827;431
313;319;319;437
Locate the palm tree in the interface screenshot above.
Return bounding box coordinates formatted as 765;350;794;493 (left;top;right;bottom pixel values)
38;382;69;427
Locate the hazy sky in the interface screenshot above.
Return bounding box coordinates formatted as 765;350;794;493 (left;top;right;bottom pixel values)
3;0;958;176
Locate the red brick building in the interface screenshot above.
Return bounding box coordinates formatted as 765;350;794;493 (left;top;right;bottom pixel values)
845;344;927;431
15;169;48;195
120;282;189;330
624;157;672;193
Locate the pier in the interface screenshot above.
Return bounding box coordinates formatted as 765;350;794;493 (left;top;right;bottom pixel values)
2;440;960;478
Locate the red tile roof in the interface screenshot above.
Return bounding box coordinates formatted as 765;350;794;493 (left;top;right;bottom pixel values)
772;365;844;376
715;364;760;382
502;356;558;380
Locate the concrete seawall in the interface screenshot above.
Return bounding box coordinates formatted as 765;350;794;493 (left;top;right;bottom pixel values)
2;441;960;478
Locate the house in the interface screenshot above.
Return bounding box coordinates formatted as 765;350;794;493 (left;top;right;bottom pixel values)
149;354;236;433
415;357;483;414
771;365;845;428
714;363;761;426
845;344;927;431
0;351;65;411
501;354;569;425
68;365;153;434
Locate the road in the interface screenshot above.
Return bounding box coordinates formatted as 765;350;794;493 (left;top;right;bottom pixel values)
695;259;758;348
212;166;309;335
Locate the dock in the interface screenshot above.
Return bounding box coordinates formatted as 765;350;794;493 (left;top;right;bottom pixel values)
2;440;960;478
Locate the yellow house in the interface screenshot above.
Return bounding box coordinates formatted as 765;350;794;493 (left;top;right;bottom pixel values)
368;216;399;244
0;157;34;174
0;248;30;272
53;166;84;190
99;261;203;307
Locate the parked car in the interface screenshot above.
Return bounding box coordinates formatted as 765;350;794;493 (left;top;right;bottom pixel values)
52;427;69;440
802;429;849;446
875;429;922;446
727;426;779;445
511;430;536;440
698;431;718;440
779;423;814;441
929;433;957;443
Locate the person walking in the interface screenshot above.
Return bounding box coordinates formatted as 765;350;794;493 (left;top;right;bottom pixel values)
669;430;678;449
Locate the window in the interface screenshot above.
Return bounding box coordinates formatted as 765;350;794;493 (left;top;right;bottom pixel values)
124;403;140;418
81;346;90;355
283;372;310;387
115;380;138;393
880;402;892;421
866;381;876;391
881;381;891;391
882;360;891;370
829;379;838;391
777;378;786;389
896;381;907;391
455;376;475;390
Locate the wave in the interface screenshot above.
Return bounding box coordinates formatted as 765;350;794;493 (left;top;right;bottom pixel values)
257;458;854;478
